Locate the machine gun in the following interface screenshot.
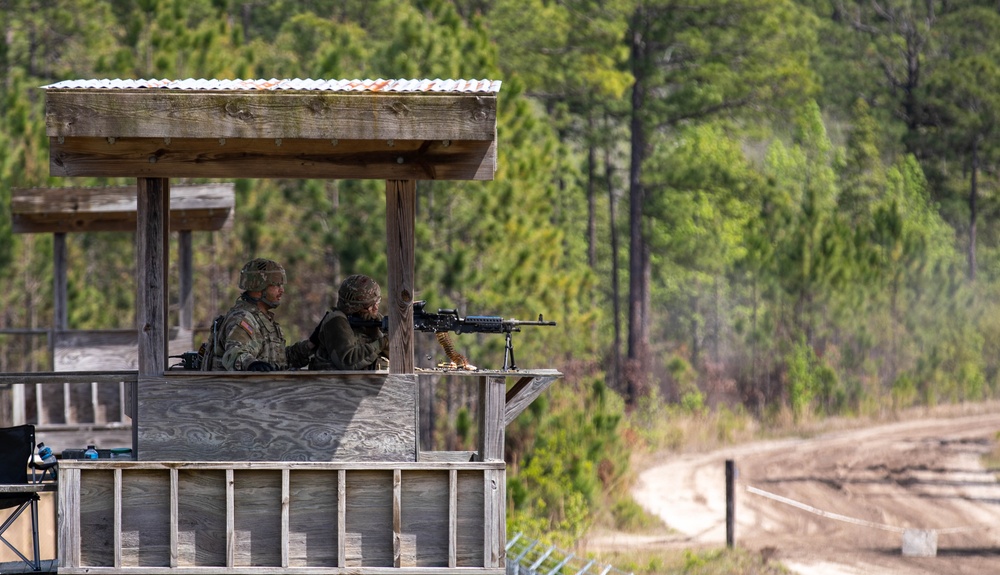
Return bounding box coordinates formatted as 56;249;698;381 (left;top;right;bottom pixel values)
350;300;556;371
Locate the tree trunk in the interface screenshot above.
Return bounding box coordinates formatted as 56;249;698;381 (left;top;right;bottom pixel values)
587;113;598;270
606;118;623;393
968;139;978;281
626;7;650;406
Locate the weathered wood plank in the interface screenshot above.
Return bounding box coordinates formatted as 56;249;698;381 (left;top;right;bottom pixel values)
287;470;338;567
179;231;193;331
484;469;504;568
455;471;485;568
11;183;234;233
233;471;281;568
386;179;416;374
478;376;505;462
49;137;496;180
177;469;227;567
133;177;169;436
449;469;458;568
337;470;346;568
136;373;418;462
80;470;114;567
0;371;137;386
226;469;234;568
120;470;171;567
45;92;496;141
55;233;67;329
280;470;289;568
58;467;81;569
393;469;402;568
169;469;178;569
113;469;122;568
400;470;449;567
418;451;477;463
345;471;393;567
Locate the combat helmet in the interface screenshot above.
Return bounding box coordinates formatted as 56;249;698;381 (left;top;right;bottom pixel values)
239;258;286;292
338;274;381;314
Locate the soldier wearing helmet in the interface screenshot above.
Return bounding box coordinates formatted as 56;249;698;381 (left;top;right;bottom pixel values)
208;258;315;371
308;274;389;370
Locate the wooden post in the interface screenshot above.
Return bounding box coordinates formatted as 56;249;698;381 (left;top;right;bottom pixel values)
53;232;67;370
385;180;415;374
179;230;193;332
726;459;735;548
478;376;506;462
135;177;170;457
54;232;67;331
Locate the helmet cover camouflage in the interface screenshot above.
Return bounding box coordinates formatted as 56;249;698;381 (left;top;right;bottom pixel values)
239;258;286;292
338;274;381;314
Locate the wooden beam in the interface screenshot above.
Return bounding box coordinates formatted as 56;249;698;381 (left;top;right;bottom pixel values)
134;177;169;455
12;183;234;233
478;376;505;462
504;375;559;426
386;180;416;374
179;230;192;331
48;137;495;180
45;92;496;141
54;233;67;330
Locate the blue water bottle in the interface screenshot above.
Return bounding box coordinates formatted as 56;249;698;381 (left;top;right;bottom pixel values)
84;445;99;460
37;443;57;468
37;443;54;464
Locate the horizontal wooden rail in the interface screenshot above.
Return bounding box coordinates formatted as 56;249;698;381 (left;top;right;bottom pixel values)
0;371;138;386
1;371;135;429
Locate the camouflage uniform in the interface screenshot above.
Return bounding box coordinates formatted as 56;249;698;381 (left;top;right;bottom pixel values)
210;296;313;370
309;274;389;370
209;258;313;371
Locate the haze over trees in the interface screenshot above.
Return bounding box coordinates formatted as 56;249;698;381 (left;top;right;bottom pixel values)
2;0;1000;542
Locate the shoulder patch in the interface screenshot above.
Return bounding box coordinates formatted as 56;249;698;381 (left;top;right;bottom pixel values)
239;319;254;337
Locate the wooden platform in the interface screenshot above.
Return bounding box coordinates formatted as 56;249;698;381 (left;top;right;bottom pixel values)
57;461;505;573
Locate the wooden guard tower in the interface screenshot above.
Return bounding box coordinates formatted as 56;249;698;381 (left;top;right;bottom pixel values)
34;78;562;573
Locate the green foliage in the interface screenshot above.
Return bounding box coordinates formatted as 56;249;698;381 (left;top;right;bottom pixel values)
599;546;791;575
610;496;661;532
785;338;838;421
506;378;628;545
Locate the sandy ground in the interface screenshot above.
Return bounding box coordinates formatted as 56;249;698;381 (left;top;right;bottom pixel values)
584;408;1000;574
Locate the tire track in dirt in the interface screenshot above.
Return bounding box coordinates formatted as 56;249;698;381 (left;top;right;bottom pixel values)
590;410;1000;574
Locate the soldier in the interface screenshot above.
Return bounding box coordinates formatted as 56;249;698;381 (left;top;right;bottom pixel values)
308;274;389;370
208;258;315;371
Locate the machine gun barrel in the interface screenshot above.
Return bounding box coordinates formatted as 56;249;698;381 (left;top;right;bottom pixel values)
347;300;556;370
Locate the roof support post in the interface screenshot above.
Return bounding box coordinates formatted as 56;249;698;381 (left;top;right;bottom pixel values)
134;177;170;457
179;230;193;332
54;232;67;331
386;179;415;374
52;232;67;370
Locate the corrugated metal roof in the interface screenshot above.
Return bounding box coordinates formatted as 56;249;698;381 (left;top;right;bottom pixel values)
41;78;501;93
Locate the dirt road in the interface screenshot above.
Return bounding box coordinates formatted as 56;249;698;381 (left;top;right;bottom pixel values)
590;407;1000;574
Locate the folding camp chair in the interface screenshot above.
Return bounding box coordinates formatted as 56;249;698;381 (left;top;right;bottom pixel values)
0;424;43;571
